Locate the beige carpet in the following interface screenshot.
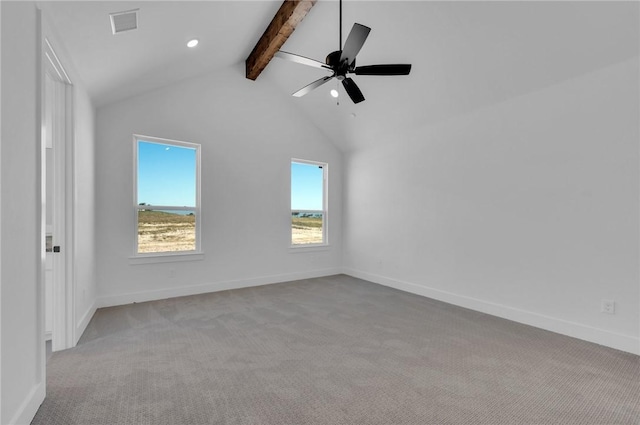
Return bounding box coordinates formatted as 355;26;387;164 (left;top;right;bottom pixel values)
32;275;639;424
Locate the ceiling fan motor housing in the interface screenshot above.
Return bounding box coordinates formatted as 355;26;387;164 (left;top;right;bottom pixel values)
326;50;354;80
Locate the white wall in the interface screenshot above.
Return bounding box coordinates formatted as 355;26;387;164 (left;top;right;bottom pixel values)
1;2;45;424
0;1;3;420
0;0;3;420
71;78;97;342
344;57;640;354
95;66;343;306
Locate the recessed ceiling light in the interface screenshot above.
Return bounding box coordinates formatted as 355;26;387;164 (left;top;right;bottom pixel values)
187;39;199;48
330;89;339;98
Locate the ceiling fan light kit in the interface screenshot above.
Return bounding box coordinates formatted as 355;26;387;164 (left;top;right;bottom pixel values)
275;0;411;104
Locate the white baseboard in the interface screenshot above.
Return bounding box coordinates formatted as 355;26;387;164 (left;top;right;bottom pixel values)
343;268;639;356
75;300;97;345
96;268;342;309
8;381;45;425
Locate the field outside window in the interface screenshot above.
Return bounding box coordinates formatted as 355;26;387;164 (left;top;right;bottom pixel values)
134;136;201;255
291;160;327;246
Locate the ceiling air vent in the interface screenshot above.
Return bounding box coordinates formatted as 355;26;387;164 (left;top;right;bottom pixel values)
110;9;139;35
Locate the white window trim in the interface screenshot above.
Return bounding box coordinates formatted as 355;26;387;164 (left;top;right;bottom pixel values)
129;252;204;265
131;134;202;260
290;158;329;249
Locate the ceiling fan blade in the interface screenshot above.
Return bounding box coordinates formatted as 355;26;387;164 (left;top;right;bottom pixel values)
292;75;334;97
275;51;331;70
340;23;371;66
342;77;365;104
353;64;412;76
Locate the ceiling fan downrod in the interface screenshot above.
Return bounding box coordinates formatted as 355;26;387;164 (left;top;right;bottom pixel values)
339;0;342;52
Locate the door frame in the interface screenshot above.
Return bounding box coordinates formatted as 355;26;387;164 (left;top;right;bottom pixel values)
42;36;75;352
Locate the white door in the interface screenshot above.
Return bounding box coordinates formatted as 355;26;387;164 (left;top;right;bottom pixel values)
44;67;55;340
43;39;72;351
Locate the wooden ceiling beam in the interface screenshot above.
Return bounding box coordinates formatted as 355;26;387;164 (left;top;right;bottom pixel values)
246;0;317;81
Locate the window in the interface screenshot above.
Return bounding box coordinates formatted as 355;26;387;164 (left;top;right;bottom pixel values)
291;159;327;246
134;135;201;255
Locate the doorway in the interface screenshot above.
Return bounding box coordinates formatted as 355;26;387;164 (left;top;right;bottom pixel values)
42;37;73;352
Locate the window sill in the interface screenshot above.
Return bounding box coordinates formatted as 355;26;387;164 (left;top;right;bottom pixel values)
289;244;330;253
129;252;204;265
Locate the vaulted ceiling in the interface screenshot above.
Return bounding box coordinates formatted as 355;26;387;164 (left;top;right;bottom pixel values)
40;1;639;151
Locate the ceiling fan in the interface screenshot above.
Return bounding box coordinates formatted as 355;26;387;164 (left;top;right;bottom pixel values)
274;0;412;104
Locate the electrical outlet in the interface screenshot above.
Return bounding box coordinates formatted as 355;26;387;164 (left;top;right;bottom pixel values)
601;299;615;315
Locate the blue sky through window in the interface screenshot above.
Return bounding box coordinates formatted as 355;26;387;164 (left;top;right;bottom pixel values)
137;141;196;207
291;162;323;210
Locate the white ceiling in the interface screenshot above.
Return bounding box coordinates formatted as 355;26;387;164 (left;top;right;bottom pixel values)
39;1;282;107
40;1;639;151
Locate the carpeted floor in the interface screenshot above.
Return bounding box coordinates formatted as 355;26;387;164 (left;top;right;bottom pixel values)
32;275;639;424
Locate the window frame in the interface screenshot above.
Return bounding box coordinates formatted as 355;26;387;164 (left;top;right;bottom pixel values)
290;158;328;248
132;134;202;259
